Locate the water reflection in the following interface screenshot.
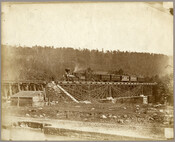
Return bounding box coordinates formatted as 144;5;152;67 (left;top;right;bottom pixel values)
2;127;84;141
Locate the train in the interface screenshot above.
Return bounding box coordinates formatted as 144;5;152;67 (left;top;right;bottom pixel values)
64;68;145;82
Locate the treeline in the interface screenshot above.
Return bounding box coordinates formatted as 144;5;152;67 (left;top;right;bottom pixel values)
1;45;173;104
2;45;172;81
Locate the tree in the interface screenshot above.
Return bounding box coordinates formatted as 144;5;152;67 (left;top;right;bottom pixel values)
118;69;124;75
2;45;172;81
152;73;173;105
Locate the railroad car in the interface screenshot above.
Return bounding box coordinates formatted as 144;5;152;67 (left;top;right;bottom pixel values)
130;76;137;82
121;75;130;82
101;74;111;82
69;69;145;83
137;76;145;82
93;74;102;81
111;75;121;82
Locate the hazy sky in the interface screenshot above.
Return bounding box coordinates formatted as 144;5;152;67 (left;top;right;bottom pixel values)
2;2;173;55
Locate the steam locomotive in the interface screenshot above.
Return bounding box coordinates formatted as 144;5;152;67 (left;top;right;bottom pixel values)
64;68;145;82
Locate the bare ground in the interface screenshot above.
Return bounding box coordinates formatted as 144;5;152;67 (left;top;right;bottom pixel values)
2;102;174;140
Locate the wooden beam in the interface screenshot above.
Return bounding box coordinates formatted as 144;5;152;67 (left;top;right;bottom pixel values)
18;83;21;92
57;84;79;103
9;84;12;96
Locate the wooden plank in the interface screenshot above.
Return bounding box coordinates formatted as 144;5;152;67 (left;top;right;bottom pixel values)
57;84;79;103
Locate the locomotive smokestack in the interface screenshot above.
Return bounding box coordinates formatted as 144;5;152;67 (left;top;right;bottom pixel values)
65;68;70;73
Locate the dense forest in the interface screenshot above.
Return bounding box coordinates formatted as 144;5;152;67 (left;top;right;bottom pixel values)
1;45;173;104
2;45;173;81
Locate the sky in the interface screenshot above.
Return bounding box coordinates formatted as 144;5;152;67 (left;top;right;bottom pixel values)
2;2;173;55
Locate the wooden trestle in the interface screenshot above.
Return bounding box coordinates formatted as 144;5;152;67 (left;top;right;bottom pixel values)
58;81;156;102
1;80;157;102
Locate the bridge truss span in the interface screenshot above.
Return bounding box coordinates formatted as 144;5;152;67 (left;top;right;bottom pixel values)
58;81;156;103
1;80;156;103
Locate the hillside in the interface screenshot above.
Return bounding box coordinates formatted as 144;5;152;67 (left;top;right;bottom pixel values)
1;45;173;81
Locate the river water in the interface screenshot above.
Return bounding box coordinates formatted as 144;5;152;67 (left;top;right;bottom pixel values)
2;127;85;141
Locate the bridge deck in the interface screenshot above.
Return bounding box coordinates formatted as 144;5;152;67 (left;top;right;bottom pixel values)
58;81;157;85
1;80;157;86
2;80;46;84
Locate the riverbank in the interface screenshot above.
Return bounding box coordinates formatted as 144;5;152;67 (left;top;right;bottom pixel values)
2;102;174;140
2;127;87;141
2;115;168;140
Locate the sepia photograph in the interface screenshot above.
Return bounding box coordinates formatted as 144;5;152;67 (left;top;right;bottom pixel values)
1;1;174;141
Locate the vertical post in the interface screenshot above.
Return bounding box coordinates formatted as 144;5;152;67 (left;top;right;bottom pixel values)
128;85;131;106
33;84;36;91
18;83;21;92
28;84;31;91
127;85;129;97
26;84;29;91
4;86;8;99
150;85;152;96
17;97;20;107
41;84;44;91
43;88;46;101
109;85;112;97
149;85;153;104
36;84;38;91
88;84;90;101
23;84;25;91
37;84;40;91
22;84;25;91
21;84;23;91
9;84;12;96
48;98;50;106
142;85;144;95
79;85;82;98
